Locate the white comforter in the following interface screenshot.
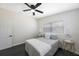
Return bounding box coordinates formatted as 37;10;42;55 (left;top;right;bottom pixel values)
25;39;51;56
25;38;58;56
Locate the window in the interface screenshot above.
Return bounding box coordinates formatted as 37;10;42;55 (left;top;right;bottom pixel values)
43;21;64;34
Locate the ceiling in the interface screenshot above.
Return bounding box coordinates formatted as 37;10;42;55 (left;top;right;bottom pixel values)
0;3;79;19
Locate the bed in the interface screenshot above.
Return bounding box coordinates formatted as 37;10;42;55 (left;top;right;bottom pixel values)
25;38;59;56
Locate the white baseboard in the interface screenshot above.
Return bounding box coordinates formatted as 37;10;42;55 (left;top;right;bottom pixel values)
13;42;25;47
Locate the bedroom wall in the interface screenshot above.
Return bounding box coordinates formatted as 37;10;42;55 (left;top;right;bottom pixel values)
13;14;38;46
37;8;79;54
0;8;38;49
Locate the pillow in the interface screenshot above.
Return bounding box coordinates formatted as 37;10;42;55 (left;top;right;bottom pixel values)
49;34;58;40
44;33;50;39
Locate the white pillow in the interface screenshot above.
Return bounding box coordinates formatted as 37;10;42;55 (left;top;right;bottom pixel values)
44;33;50;39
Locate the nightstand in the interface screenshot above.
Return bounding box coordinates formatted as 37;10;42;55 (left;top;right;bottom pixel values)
63;39;75;53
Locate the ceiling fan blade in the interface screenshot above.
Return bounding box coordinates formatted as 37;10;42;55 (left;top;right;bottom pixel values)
23;9;31;12
33;12;35;16
35;9;43;13
24;3;32;8
35;3;42;8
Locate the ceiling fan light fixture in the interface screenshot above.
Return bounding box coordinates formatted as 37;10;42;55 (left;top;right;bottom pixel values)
31;10;35;12
23;3;43;16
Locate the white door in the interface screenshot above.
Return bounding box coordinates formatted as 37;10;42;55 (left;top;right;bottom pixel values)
0;9;13;50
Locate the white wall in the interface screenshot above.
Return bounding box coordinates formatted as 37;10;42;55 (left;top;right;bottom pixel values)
37;8;79;54
0;8;38;49
13;14;38;46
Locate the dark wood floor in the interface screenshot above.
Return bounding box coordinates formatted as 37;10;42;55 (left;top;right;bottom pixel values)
0;44;78;56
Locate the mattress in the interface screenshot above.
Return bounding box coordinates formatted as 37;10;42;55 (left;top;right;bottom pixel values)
25;38;59;56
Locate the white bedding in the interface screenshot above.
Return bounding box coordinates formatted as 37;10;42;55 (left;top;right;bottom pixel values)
38;38;58;46
25;38;59;56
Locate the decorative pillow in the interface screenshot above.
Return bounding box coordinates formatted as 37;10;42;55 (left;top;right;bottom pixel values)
49;34;58;40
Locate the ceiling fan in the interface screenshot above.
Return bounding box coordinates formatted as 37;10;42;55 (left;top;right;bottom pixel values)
23;3;43;16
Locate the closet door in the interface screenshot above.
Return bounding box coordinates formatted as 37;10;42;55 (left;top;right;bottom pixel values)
0;9;13;50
